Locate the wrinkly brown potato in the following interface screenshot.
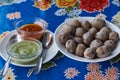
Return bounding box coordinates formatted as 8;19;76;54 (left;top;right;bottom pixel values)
67;19;81;28
92;19;106;30
75;43;86;57
84;48;96;59
96;45;111;58
73;37;83;43
81;20;91;31
104;40;116;50
59;32;71;44
60;23;75;34
100;27;111;33
109;31;119;42
65;39;77;53
95;31;109;41
83;32;94;45
90;39;103;49
75;27;84;37
89;27;98;35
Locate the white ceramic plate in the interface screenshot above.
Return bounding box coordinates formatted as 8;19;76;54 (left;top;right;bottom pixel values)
0;30;58;67
54;17;120;62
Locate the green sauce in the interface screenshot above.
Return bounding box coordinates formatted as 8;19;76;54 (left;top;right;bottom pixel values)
9;41;40;55
8;40;41;64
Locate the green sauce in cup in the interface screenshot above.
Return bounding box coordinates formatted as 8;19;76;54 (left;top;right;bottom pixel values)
7;40;42;65
9;41;39;55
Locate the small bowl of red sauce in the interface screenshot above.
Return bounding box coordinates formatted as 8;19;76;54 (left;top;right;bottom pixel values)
14;18;48;40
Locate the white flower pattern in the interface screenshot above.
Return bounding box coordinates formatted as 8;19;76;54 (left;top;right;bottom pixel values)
96;13;107;20
112;0;120;6
0;0;26;6
6;12;21;20
2;67;16;80
112;11;120;28
55;9;66;16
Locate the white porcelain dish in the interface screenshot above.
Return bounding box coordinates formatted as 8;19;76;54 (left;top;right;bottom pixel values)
0;30;58;67
54;17;120;62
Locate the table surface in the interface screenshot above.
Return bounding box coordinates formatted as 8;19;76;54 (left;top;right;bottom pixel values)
0;0;120;80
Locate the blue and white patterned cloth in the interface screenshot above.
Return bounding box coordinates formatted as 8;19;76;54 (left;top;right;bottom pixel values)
0;0;120;80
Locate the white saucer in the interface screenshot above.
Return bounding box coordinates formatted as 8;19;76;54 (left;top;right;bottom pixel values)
0;30;58;67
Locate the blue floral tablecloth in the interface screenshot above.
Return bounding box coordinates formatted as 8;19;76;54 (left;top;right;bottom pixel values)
0;0;120;80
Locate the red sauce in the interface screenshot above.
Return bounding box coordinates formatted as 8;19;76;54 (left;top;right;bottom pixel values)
18;24;44;39
20;24;43;32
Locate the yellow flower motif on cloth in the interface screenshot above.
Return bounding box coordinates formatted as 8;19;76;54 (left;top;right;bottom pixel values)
85;72;105;80
6;12;21;20
85;63;105;80
2;67;16;80
85;63;120;80
33;0;51;10
0;31;10;40
112;11;120;28
96;13;107;20
87;63;101;72
105;67;119;80
56;0;77;8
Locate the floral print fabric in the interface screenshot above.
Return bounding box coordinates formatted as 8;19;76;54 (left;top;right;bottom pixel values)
0;0;120;80
79;0;109;12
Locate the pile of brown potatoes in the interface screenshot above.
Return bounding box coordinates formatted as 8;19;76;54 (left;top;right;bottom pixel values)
58;18;119;59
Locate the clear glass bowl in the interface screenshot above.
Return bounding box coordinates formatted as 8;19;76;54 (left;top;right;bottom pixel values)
6;37;43;64
14;18;48;40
